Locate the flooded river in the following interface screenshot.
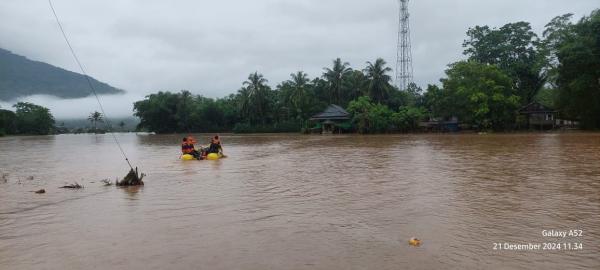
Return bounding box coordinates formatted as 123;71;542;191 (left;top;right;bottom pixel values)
0;133;599;269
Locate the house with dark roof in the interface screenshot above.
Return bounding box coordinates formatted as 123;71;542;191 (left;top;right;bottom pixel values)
518;101;557;130
309;104;352;134
419;116;459;132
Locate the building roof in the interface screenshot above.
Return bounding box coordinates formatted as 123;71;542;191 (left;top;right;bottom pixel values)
518;102;557;114
310;104;350;120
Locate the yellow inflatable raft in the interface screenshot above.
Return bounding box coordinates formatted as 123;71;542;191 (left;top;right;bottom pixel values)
206;153;220;160
181;153;224;161
181;154;195;161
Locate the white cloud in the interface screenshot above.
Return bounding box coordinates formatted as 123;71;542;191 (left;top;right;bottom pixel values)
0;93;142;119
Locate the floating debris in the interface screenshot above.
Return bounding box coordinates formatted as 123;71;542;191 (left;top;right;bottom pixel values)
408;237;421;247
116;167;145;186
100;179;113;186
1;173;8;183
27;176;34;180
34;189;46;194
60;182;83;189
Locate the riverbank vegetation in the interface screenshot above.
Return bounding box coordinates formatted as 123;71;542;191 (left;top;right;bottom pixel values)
132;59;423;134
0;102;55;135
0;105;137;136
132;10;599;133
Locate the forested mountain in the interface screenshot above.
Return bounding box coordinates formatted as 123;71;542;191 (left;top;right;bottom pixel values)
0;48;124;100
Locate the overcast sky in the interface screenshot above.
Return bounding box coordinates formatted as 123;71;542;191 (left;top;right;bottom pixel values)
0;0;597;118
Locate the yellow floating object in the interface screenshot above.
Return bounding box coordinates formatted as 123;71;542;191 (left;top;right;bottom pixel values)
206;153;220;160
408;237;421;246
181;154;195;161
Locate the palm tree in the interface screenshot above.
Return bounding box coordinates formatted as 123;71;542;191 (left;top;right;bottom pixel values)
242;72;269;123
289;71;310;113
88;111;103;133
323;58;352;104
118;121;126;131
344;70;367;102
363;58;393;103
177;90;193;132
237;87;252;120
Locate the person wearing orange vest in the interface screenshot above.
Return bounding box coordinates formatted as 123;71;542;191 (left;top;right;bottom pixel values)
182;137;201;160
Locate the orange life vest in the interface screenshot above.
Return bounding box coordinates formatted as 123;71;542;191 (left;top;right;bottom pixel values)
182;142;194;154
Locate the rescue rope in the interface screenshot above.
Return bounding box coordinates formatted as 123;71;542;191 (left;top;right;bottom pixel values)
48;0;134;170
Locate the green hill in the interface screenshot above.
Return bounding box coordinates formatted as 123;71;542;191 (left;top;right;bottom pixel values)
0;48;124;101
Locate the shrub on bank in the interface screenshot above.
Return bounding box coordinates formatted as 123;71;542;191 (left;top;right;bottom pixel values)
347;96;426;133
0;103;55;135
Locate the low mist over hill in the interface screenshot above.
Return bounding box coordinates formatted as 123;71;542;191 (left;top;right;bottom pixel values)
56;117;140;131
0;48;124;101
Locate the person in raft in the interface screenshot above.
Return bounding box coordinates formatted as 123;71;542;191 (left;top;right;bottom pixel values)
206;135;223;154
182;137;202;160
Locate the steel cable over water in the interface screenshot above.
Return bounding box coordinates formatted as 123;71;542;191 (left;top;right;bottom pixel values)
48;0;135;170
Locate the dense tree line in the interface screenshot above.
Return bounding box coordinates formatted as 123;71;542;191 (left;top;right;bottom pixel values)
425;9;600;130
133;9;599;133
551;10;600;129
425;61;519;130
0;102;55;135
133;58;422;133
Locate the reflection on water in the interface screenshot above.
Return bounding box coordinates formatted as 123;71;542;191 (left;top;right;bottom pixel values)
0;133;599;269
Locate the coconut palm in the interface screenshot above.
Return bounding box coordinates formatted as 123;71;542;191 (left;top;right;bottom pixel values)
364;58;393;103
118;121;126;131
242;72;270;123
176;90;193;132
323;58;352;105
289;71;310;111
344;70;368;102
237;87;249;114
87;111;103;133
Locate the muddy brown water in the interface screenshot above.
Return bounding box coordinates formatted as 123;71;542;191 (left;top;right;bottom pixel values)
0;133;599;269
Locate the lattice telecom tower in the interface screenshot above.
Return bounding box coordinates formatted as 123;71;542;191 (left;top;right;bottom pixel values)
395;0;413;91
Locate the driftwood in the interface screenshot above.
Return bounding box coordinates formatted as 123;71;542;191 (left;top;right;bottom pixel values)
116;167;145;186
34;189;46;194
60;182;83;189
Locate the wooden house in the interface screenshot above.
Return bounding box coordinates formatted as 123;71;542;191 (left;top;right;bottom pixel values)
419;116;459;132
518;102;557;130
309;104;351;134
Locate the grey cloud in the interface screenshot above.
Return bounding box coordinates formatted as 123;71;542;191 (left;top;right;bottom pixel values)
0;0;597;118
